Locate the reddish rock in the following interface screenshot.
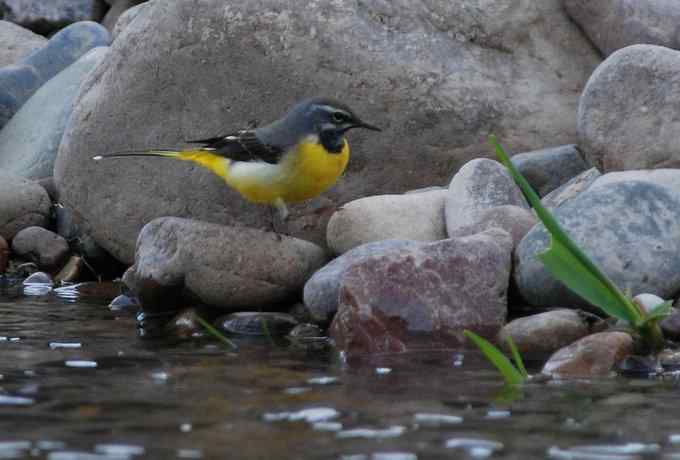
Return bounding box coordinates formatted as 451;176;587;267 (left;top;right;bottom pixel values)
330;229;512;356
0;235;8;273
542;332;633;378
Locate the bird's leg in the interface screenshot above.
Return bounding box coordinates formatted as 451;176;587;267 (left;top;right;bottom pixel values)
269;198;289;240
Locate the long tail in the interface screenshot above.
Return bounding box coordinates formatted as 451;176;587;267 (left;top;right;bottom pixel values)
93;149;231;180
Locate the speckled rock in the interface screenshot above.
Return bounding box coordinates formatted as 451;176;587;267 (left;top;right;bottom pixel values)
579;45;680;172
55;0;600;264
111;0;150;39
326;190;447;255
563;0;680;56
0;47;109;179
498;309;591;356
0;174;51;239
542;332;634;378
516;170;680;310
511;145;590;197
101;0;146;32
451;205;537;249
0;20;46;67
446;159;528;238
123;217;328;311
541;168;601;211
0;64;41;128
330;229;513;356
0;0;108;35
304;240;421;325
11;226;70;270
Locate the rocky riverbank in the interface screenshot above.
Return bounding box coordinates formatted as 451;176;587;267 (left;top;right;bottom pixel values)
2;0;680;379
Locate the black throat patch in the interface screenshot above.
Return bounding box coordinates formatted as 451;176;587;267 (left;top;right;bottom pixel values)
319;130;345;154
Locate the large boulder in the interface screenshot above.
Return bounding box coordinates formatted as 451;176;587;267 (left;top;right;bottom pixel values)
0;174;51;239
0;0;107;35
0;20;46;67
563;0;680;56
0;47;109;179
330;229;513;356
579;45;680;172
55;0;600;264
516;170;680;310
123;217;328;311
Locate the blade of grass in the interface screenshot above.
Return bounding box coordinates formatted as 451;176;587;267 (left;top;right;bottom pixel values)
464;330;525;385
489;135;643;327
195;315;238;350
505;335;528;378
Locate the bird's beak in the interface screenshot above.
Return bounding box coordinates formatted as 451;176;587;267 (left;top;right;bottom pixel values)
354;120;382;132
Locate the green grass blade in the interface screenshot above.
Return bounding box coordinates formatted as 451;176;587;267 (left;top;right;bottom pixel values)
505;335;528;378
464;330;525;385
195;315;239;350
489;135;642;326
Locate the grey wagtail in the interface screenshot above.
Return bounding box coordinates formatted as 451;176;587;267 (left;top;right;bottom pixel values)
93;97;380;220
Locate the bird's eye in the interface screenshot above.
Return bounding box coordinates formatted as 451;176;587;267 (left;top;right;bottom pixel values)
332;111;348;123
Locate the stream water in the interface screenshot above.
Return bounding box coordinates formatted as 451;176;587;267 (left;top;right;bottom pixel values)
1;282;679;460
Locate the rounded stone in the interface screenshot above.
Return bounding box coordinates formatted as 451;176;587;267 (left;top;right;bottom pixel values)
11;226;70;270
0;174;51;240
218;312;298;336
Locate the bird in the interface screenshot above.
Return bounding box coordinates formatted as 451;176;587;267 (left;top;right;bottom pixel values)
93;97;381;221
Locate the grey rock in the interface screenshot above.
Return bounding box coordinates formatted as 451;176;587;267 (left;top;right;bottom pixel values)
541;167;601;210
498;309;591;356
446;159;528;237
0;0;107;35
516;170;680;310
511;145;590;197
22;271;52;285
563;0;680;56
218;312;298;336
330;229;512;356
453;205;536;249
0;47;108;179
102;0;145;33
661;308;680;341
11;226;70;269
579;45;680;172
0;20;46;67
0;174;50;239
54;0;600;264
542;332;633;377
304;239;421;325
111;0;150;39
0;64;41;128
326;190;447;255
123;217;328;311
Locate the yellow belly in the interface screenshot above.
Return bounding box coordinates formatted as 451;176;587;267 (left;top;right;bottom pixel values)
226;139;350;205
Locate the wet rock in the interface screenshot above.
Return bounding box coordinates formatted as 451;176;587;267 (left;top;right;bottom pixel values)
327;190;446;256
288;323;330;351
304;240;420;325
0;20;46;67
330;229;512;356
540;168;601;211
0;235;8;273
452;205;536;249
617;355;661;377
218;312;298;337
511;145;590;197
54;255;82;283
515;170;680;310
11;226;70;270
164;308;203;339
108;293;141;313
579;45;680;172
0;174;50;240
660;308;680;342
0;47;109;179
102;0;145;32
0;1;108;35
111;0;149;39
498;309;591;356
54;0;600;264
563;0;680;56
0;21;110;127
288;323;324;340
124;217;328;310
445;159;528;238
22;271;53;285
542;332;634;378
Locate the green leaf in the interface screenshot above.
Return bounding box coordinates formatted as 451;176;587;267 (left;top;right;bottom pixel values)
464;330;525;385
489;135;643;327
639;300;673;327
505;335;528;378
195;315;239;350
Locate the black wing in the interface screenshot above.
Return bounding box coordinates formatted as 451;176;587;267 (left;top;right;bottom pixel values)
187;130;283;164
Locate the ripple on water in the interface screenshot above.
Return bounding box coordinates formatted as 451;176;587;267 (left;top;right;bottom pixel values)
336;426;406;439
0;395;34;405
547;444;660;460
445;438;504;459
263;407;340;423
